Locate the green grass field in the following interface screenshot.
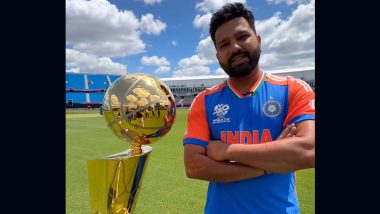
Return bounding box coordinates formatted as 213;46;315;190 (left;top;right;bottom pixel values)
66;109;314;214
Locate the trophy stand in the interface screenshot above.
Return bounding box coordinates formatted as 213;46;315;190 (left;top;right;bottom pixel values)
87;138;152;214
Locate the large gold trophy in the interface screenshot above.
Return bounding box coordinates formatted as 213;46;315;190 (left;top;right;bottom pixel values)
87;74;176;214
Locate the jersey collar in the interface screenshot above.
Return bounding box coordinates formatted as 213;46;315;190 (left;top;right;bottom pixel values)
226;71;266;98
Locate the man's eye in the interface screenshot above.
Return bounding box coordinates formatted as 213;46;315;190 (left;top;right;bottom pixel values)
219;43;228;49
238;34;249;40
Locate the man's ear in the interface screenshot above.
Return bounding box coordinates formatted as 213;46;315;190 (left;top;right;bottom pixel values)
257;35;261;44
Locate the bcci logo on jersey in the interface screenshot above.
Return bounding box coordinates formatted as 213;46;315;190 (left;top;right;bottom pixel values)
263;100;282;118
213;104;230;124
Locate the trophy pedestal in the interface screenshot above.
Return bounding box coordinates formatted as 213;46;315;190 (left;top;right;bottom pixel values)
87;146;152;214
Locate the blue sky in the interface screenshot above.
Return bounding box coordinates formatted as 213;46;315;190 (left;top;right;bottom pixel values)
66;0;314;78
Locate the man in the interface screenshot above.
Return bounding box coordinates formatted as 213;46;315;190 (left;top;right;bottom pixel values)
183;2;315;214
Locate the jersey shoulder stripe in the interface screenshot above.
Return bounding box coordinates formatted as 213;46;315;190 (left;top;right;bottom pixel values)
190;81;226;106
202;81;227;96
288;76;313;92
265;73;288;85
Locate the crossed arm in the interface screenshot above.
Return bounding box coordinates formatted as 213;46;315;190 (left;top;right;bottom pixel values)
184;144;265;182
184;123;301;182
206;120;315;173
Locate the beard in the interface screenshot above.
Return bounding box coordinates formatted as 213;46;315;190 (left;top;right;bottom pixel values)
219;46;261;78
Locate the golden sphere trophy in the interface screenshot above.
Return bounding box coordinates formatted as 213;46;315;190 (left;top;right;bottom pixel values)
87;74;176;214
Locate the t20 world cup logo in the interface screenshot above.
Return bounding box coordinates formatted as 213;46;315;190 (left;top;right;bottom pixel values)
212;104;230;124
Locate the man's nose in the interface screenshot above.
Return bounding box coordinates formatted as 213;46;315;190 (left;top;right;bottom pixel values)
229;41;242;55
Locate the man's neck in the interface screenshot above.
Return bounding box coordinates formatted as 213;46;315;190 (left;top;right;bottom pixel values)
228;67;261;94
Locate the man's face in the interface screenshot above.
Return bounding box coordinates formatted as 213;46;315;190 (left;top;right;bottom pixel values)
214;17;261;78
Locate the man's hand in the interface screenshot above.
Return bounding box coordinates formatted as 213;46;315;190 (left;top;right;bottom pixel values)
206;140;229;161
276;124;296;140
207;124;297;161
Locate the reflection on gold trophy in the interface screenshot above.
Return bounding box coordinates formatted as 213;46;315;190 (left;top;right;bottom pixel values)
87;74;176;214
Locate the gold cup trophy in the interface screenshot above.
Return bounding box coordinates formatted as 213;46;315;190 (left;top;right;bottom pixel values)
87;74;176;214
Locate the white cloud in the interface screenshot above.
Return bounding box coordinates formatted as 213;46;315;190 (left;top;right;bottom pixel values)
66;48;98;66
193;0;247;40
67;67;81;73
143;0;162;5
139;13;167;35
193;13;212;29
196;36;217;62
266;0;308;5
66;49;127;75
193;0;247;30
214;67;226;75
195;0;246;13
171;40;177;46
177;55;211;68
173;0;314;77
180;0;314;76
173;66;211;77
154;66;171;74
256;0;314;69
177;37;216;68
256;12;284;38
173;36;217;77
66;0;167;58
141;56;170;66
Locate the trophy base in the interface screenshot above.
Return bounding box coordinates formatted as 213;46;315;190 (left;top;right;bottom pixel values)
87;145;152;214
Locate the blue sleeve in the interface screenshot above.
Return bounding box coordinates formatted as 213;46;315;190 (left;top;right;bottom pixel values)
183;138;208;147
287;114;315;125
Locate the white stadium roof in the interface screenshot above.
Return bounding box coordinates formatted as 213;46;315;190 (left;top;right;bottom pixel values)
161;66;314;82
66;66;315;81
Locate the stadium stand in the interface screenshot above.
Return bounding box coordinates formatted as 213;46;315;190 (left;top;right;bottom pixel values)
66;67;315;109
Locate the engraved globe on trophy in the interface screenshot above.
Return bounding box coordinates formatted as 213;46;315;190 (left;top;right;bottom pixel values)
87;73;176;214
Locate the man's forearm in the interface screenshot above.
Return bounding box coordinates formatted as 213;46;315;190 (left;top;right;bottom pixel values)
225;137;314;173
186;153;264;182
184;145;265;182
207;120;315;173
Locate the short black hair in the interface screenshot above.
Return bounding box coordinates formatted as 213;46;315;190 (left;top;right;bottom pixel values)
209;2;256;46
